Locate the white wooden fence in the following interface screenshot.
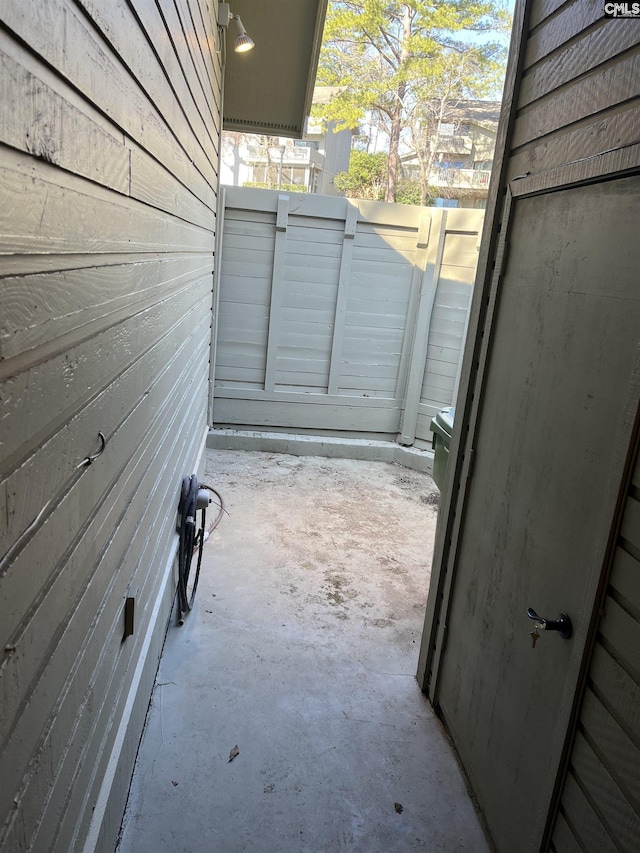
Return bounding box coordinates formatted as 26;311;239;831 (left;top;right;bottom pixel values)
212;187;483;449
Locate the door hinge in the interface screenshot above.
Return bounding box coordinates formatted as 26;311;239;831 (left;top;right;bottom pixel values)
466;448;476;483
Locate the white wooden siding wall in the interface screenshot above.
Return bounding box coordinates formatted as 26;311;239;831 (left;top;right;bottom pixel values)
214;187;483;445
0;1;220;851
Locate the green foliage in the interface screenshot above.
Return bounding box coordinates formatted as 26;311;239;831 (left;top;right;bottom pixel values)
395;179;427;206
242;182;308;193
333;150;387;199
315;0;510;201
333;152;437;205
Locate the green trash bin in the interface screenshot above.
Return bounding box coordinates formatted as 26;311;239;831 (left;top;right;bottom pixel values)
431;406;455;491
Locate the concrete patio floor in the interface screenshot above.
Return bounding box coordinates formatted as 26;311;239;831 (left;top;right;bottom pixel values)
116;449;490;853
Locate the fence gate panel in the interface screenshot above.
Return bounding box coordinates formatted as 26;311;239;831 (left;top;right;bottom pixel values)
213;186;483;444
414;222;481;448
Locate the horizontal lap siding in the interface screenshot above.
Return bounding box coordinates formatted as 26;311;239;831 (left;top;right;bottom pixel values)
508;4;640;183
0;1;220;851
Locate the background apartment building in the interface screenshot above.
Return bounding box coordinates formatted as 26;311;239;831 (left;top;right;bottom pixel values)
221;87;353;195
402;100;501;209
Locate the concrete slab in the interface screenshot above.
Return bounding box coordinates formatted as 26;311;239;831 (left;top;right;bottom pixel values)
207;429;435;474
117;450;490;853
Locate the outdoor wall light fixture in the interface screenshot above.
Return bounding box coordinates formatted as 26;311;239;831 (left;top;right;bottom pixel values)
230;14;254;52
218;3;255;54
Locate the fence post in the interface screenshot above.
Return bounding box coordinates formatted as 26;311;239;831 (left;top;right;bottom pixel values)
263;194;290;392
327;201;358;396
450;223;483;407
398;209;447;446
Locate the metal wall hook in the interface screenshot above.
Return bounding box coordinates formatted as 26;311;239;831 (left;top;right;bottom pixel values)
77;431;106;468
1;432;107;575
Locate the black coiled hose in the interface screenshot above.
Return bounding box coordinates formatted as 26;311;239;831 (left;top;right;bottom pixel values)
177;475;224;624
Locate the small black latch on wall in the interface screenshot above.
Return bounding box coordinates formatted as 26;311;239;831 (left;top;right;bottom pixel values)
124;597;135;639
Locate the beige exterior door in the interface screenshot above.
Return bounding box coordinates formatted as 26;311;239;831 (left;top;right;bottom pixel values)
432;175;640;852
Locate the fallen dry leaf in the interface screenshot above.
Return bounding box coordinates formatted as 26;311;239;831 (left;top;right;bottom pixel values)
228;745;240;763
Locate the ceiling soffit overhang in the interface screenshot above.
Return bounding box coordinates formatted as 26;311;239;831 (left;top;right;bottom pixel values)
222;0;328;139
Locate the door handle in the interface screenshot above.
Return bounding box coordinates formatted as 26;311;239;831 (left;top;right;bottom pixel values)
527;607;572;639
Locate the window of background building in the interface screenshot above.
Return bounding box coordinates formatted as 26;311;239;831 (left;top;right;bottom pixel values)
283;166;307;186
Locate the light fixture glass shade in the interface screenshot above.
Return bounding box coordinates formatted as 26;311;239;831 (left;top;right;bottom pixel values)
231;15;254;52
235;33;254;52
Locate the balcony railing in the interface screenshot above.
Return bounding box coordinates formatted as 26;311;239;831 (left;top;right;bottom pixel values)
246;146;318;165
430;168;491;190
436;134;473;155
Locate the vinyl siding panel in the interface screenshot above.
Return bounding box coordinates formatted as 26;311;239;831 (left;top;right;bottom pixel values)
0;2;221;851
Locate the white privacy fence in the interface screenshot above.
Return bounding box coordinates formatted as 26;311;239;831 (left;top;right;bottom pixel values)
212;187;483;449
